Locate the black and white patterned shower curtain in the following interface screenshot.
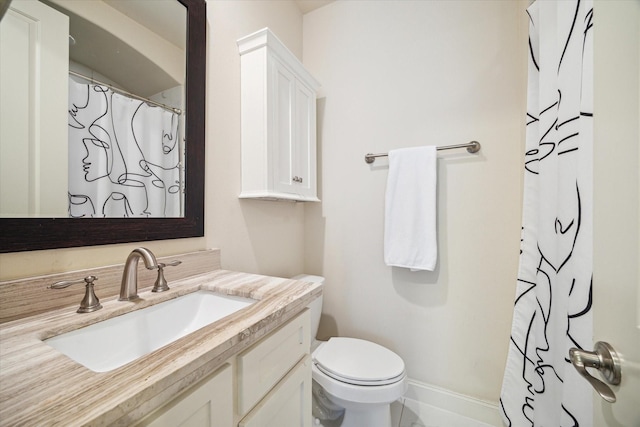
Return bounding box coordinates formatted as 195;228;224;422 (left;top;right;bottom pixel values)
67;78;182;218
500;1;594;426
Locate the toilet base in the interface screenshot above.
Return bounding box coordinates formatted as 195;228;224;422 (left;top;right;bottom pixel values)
322;391;393;427
340;404;392;427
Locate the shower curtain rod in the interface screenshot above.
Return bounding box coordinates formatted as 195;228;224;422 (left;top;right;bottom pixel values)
364;140;481;164
69;70;183;115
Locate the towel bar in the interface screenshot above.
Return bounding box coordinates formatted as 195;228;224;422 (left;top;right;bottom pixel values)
364;141;481;164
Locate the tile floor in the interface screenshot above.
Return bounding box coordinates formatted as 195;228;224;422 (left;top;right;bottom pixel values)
313;397;498;427
391;398;497;427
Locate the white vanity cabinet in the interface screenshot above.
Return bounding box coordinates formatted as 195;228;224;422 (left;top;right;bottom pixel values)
136;309;311;427
238;28;321;202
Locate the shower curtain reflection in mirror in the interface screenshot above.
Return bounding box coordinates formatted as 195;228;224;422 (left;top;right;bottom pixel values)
67;78;182;218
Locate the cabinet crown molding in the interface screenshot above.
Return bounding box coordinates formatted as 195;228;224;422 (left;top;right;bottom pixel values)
237;27;320;90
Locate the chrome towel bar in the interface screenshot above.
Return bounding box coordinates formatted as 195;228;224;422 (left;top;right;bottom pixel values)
364;141;481;164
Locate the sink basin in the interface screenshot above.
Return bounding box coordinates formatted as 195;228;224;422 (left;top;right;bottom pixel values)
44;291;255;372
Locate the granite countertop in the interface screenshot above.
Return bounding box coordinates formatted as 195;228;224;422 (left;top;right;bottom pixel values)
0;269;321;426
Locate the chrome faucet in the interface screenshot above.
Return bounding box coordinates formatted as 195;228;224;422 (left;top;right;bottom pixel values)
119;247;158;301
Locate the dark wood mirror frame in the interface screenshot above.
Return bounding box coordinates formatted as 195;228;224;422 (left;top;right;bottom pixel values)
0;0;206;253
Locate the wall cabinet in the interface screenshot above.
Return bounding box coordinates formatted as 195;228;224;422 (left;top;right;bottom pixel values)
137;310;311;427
237;28;321;202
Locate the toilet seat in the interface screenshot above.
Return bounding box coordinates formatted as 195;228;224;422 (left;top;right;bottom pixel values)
313;337;405;386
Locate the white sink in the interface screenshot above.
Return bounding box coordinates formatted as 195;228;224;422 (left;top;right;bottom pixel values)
44;291;255;372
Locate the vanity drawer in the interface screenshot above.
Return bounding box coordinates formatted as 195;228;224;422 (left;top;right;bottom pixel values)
237;309;310;416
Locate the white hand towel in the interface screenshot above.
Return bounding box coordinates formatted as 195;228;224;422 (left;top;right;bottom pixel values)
384;146;437;271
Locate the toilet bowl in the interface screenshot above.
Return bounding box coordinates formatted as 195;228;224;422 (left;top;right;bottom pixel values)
293;275;407;427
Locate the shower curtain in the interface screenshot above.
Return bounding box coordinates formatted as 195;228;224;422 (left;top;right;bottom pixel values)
500;1;594;426
67;78;182;218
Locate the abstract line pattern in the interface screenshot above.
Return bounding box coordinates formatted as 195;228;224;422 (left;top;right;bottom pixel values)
500;1;594;426
67;78;182;218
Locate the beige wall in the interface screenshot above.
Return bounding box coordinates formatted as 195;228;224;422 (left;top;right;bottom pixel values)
205;0;307;277
0;0;528;408
303;1;527;402
0;0;307;281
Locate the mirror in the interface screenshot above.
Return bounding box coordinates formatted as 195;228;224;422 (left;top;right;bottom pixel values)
0;0;205;252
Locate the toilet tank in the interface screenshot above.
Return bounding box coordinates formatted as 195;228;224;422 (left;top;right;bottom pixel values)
291;274;324;340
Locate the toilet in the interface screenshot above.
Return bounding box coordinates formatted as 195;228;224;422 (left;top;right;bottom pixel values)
293;275;408;427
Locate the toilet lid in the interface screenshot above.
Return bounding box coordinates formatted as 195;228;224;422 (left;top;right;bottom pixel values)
313;337;405;386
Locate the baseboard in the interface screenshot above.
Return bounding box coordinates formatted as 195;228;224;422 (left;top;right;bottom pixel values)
402;379;503;426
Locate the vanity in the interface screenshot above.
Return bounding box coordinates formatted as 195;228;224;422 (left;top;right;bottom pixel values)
0;249;321;426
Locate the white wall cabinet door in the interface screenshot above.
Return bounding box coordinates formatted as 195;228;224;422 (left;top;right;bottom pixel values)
291;78;317;199
271;56;297;197
138;363;233;427
271;56;317;200
239;356;312;427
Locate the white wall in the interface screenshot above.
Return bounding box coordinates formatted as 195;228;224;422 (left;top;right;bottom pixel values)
303;1;527;402
0;0;307;280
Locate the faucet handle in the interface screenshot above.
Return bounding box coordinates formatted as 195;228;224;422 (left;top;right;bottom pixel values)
48;275;94;289
152;260;182;293
49;276;102;313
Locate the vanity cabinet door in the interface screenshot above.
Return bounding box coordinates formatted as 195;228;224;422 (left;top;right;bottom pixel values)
138;363;233;427
237;309;310;416
238;355;312;427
